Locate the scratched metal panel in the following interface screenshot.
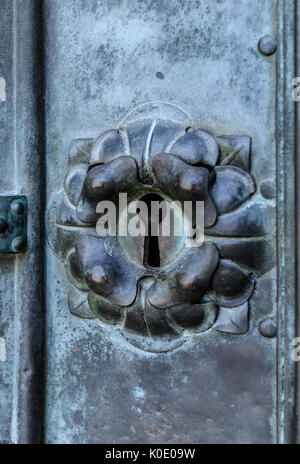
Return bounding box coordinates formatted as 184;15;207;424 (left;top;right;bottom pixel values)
43;0;280;444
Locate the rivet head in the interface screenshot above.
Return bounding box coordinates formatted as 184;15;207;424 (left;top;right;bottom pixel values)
11;236;26;252
0;218;8;233
260;179;275;200
11;200;25;215
259;318;277;338
258;35;277;56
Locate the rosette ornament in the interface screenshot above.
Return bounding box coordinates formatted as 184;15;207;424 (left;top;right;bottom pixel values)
50;116;273;352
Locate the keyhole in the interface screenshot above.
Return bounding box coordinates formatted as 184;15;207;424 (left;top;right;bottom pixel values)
141;194;164;268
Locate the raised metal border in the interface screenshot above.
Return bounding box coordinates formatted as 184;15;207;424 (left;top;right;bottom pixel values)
9;0;45;444
277;0;298;444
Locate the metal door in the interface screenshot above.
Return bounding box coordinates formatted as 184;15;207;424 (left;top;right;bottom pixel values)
0;0;299;444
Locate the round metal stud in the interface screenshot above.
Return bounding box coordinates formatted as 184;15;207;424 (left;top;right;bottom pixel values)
11;200;25;215
258;35;277;56
11;236;26;252
0;218;8;233
260;179;275;200
259;318;277;338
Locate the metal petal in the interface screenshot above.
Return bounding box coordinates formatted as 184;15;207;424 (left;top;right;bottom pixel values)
168;129;219;167
146;305;179;337
213;302;249;334
48;192;98;259
212;260;254;308
123;118;188;182
124;306;148;335
168;301;217;332
124;278;181;338
77;156;138;223
152;153;217;227
211;166;255;213
68;285;96;319
57;195;88;227
89;129;126;165
74;236;142;306
206;203;266;237
216;238;274;276
88;292;124;325
124;119;156;164
64;165;87;206
66;249;89;291
148;242;219;309
146;120;186;157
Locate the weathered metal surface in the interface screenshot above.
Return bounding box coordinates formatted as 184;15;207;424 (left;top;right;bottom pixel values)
0;0;298;445
44;0;279;444
50;116;271;354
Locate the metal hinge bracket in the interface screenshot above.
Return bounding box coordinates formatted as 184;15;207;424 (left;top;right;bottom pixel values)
0;196;27;253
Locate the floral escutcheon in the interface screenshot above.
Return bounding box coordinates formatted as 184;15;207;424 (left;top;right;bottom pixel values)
51;115;273;352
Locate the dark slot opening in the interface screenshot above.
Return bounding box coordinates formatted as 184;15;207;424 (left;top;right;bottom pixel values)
141;194;164;268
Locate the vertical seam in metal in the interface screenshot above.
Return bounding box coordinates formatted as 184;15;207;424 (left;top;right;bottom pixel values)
10;0;20;444
41;0;46;444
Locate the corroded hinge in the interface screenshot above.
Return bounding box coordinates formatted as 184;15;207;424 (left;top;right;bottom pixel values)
0;196;27;253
